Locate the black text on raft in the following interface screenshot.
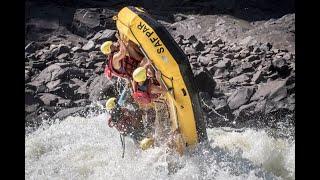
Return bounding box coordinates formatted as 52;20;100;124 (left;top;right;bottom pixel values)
137;22;165;54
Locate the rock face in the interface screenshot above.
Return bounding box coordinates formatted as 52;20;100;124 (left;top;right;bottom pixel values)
25;1;295;130
227;87;255;110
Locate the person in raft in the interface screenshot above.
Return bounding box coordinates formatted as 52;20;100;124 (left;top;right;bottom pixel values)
131;66;168;108
105;97;155;150
100;33;149;80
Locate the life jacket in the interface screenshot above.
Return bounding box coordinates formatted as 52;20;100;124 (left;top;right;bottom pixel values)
108;107;134;135
107;108;142;135
132;79;160;105
104;53;140;79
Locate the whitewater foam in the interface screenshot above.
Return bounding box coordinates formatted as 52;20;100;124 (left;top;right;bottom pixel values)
25;114;294;180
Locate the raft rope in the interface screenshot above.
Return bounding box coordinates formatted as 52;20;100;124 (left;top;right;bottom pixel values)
201;98;230;122
119;133;126;158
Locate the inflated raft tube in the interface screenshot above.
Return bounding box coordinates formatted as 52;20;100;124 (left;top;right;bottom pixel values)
115;6;208;148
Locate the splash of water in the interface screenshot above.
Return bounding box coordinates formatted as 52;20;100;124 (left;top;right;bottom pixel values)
25;114;294;180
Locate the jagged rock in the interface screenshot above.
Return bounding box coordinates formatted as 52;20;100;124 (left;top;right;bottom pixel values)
283;53;292;61
251;70;263;83
194;68;216;96
229;74;250;84
233;101;257;118
71;46;83;53
198;55;212;66
69;78;85;90
214;58;231;69
241;62;254;73
230;46;242;53
52;107;87;120
224;53;234;59
25;42;43;54
73;99;90;107
239;49;250;58
50;45;70;59
245;55;260;62
28;64;64;87
25;110;52;127
57;53;69;60
25;103;40;114
272;57;287;69
46;79;61;91
254;99;267;113
212;38;223;46
213;51;223;57
25;90;40;105
38;93;61;106
182;39;191;45
71;8;114;38
259;42;272;52
201;48;211;56
29;60;46;70
184;46;197;55
252;47;261;54
214;68;229;78
90;29;116;44
82;40;95;51
271;57;291;77
188;35;198;44
192;41;205;51
85;60;97;69
251;80;287;101
49;82;77;100
211;98;228;111
211;46;220;52
88;74;117;101
227;87;255;110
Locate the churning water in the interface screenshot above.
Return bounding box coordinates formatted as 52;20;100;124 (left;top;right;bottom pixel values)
25;113;294;180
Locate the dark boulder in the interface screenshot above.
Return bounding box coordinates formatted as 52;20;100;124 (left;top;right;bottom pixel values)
88;74;117;101
90;29;116;44
52;107;87;120
227;87;255;110
82;40;95;51
192;41;205;51
229;74;250;84
214;58;231;69
193;68;216;96
251;80;287;101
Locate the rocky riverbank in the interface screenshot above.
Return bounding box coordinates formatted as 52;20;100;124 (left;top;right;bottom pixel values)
25;0;295;131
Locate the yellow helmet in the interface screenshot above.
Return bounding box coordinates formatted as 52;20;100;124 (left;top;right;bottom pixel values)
139;137;154;150
132;67;147;82
105;97;117;110
100;41;113;55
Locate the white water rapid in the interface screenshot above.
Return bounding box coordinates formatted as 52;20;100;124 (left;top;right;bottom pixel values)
25;113;294;180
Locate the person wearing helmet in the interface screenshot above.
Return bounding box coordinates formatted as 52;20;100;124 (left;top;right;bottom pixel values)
101;33;149;80
105;97;145;141
131;66;168;107
105;97;155;149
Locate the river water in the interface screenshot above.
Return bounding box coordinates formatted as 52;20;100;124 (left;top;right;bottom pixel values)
25;113;294;180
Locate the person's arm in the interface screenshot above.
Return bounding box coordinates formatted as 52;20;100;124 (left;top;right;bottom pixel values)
112;39;127;70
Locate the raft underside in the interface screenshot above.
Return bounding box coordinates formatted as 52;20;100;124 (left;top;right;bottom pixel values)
116;7;208;147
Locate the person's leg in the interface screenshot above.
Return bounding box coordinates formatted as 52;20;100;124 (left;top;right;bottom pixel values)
117;85;130;107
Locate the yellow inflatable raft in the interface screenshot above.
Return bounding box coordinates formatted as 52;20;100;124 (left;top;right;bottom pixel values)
115;6;208;152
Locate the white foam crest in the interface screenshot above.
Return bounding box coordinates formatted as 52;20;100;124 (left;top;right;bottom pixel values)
25;115;294;180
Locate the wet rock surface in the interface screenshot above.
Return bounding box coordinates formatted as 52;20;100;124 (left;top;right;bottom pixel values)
25;0;295;130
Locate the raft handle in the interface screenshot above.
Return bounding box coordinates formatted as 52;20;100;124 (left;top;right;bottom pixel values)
181;88;187;96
